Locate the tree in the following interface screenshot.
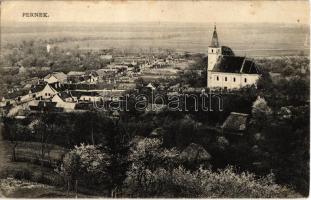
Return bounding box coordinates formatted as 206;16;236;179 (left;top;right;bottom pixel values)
58;144;110;192
125;137;180;197
251;96;272;130
104;120;131;197
2;117;29;161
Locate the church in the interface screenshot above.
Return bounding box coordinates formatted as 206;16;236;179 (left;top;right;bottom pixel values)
207;25;261;89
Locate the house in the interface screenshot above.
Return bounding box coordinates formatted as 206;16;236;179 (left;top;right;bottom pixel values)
67;71;86;84
84;71;99;83
29;83;58;100
100;54;113;61
207;25;261;89
51;94;76;112
221;112;249;135
44;72;67;84
179;143;211;163
67;71;85;76
20;77;40;86
79;92;102;102
58;91;78;102
29;101;62;112
96;89;124;101
146;83;156;90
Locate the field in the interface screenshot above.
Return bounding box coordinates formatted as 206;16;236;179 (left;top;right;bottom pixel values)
0;178;95;198
1;22;309;57
0;122;72;197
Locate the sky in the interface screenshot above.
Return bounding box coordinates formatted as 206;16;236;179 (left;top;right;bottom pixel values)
1;1;310;25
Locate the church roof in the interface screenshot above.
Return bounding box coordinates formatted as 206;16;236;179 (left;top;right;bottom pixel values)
209;25;219;47
212;56;259;74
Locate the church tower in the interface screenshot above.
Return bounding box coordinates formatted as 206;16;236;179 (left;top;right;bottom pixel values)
207;25;222;71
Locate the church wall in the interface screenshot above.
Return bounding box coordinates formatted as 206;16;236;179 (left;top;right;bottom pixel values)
208;72;260;89
240;74;260;88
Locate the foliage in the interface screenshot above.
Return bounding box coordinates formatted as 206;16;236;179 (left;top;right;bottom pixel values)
126;163;298;198
57;144;110;189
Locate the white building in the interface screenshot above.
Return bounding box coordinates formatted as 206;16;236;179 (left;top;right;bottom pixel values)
44;72;67;85
207;25;261;90
51;94;76;112
30;84;58;100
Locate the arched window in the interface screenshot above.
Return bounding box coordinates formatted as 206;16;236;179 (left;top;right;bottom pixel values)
225;77;227;81
216;76;219;81
212;49;214;53
233;77;236;82
244;78;247;83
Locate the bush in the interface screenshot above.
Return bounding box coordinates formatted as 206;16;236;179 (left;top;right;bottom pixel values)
125;165;299;198
56;144;110;189
12;169;32;180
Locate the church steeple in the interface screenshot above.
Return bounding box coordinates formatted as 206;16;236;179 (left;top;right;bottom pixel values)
210;24;219;47
207;24;222;72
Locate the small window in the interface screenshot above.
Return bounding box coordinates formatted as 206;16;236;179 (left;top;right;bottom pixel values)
216;76;219;81
212;49;214;53
45;93;47;96
233;77;236;82
225;77;227;81
244;78;247;83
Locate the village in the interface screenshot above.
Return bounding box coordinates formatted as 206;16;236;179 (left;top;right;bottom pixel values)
0;49;199;116
0;25;262;121
0;22;309;198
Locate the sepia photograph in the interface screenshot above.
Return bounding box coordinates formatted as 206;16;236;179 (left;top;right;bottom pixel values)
0;0;309;198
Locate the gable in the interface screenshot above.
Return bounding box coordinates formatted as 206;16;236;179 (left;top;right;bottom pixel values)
45;75;59;84
42;84;58;94
52;94;64;103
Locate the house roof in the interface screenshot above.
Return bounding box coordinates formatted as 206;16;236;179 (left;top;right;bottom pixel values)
45;72;67;81
30;83;58;94
146;83;156;90
212;56;259;74
96;69;108;76
58;91;74;100
67;71;85;76
86;71;99;77
221;112;249;132
53;72;67;81
179;143;211;162
30;84;45;93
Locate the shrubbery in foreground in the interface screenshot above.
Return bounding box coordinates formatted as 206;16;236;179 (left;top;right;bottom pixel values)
124;138;298;198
